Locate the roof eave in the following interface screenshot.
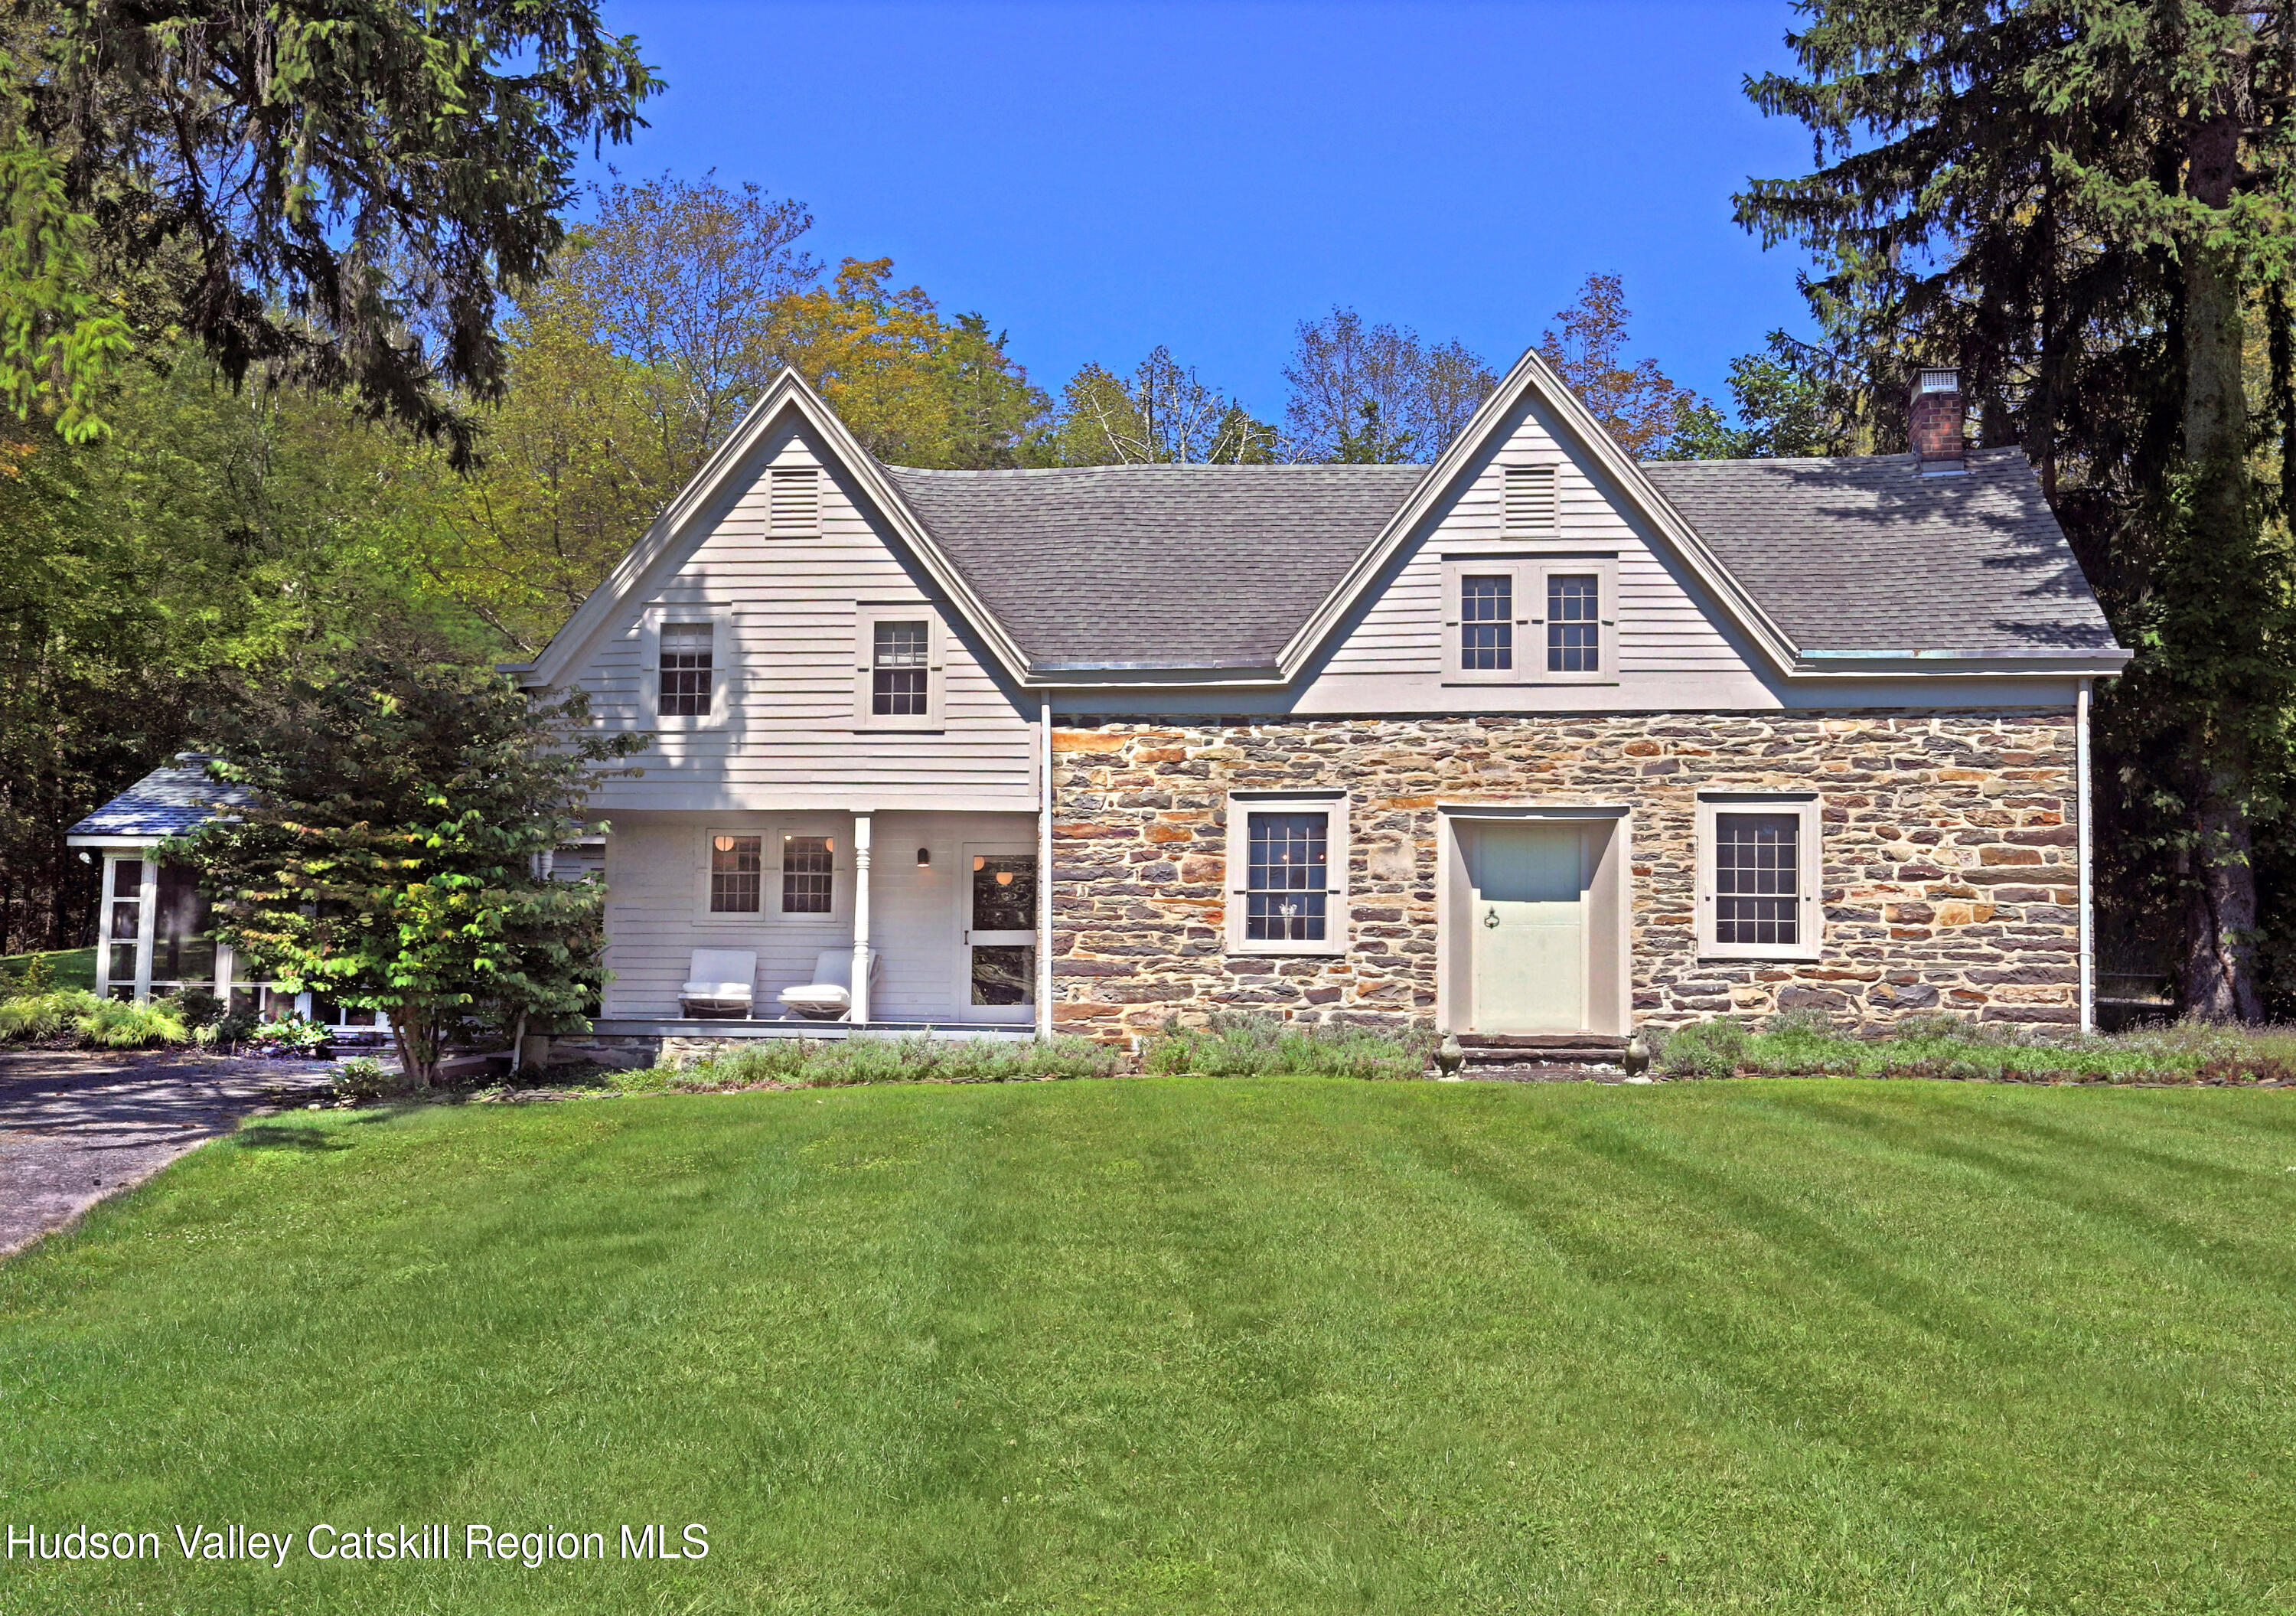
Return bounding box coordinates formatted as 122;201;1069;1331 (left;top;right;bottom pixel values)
1023;660;1288;689
1786;648;2132;677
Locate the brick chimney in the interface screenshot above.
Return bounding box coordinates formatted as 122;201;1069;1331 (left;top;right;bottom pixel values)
1910;367;1965;473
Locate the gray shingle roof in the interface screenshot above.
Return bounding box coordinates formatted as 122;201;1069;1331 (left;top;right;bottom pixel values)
1639;448;2118;655
885;463;1426;668
66;756;250;841
885;446;2118;670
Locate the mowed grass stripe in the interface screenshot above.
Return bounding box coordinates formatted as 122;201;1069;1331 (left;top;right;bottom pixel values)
3;1079;2294;1613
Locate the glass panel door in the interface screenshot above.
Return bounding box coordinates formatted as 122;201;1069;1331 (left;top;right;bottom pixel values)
963;847;1036;1023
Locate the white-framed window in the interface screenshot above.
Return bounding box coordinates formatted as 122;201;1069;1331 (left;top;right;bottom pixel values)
640;606;733;729
1443;558;1616;682
1695;794;1823;961
1503;462;1560;535
854;604;944;730
779;833;835;914
658;622;713;716
706;833;762;914
1224;792;1348;957
695;827;846;922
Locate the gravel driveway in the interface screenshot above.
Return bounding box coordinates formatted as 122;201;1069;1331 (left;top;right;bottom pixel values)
0;1048;336;1257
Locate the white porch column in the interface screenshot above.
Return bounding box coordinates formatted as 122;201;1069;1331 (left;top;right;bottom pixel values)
132;853;158;1002
94;854;118;997
850;812;873;1025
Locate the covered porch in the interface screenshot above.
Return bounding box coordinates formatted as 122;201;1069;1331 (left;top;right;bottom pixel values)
595;807;1050;1037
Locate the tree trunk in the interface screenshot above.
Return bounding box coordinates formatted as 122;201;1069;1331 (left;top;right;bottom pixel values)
393;1002;443;1088
2178;106;2263;1021
2185;753;2263;1020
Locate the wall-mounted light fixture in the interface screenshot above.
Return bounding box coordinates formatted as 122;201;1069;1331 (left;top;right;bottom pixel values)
916;847;931;867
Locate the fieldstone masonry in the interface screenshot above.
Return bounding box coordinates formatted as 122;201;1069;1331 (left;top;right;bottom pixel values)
1049;710;2079;1039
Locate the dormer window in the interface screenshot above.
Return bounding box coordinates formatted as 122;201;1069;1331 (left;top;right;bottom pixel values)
1460;575;1514;670
659;622;713;717
1444;560;1616;683
1546;573;1600;672
872;621;930;715
854;605;944;728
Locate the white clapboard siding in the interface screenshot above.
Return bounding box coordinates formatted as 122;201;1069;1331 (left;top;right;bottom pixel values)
1306;390;1766;707
562;420;1038;811
600;809;1037;1020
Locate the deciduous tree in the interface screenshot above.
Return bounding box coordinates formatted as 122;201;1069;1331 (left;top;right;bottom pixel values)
1537;275;1709;458
1281;309;1496;462
174;648;643;1085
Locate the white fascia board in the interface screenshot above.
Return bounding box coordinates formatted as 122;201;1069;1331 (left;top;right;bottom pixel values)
524;370;1030;691
1274;345;1802;681
66;834;162;848
1787;648;2134;678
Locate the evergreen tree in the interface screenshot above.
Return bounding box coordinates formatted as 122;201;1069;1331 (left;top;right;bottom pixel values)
0;0;658;463
1736;0;2296;1018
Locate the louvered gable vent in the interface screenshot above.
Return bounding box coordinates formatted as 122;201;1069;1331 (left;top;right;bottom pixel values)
769;466;819;534
1503;464;1558;535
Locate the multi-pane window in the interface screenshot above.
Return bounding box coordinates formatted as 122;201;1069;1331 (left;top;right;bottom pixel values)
660;622;713;717
1547;573;1600;673
871;621;929;716
781;835;833;914
709;835;761;913
152;863;214;987
1714;812;1799;947
1461;575;1513;671
106;858;142;994
1245;812;1329;942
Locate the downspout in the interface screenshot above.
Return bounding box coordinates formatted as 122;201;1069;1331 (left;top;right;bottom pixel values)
1037;699;1054;1040
2077;679;2094;1035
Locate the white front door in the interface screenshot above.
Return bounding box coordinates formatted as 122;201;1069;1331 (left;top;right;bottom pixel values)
1467;821;1589;1033
959;844;1036;1024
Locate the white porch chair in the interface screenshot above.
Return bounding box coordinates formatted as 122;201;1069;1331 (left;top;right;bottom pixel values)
680;949;758;1019
778;948;881;1022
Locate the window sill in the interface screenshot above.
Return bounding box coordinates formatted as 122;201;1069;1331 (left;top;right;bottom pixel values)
1226;943;1349;959
1695;945;1825;964
853;720;945;734
1440;677;1619;688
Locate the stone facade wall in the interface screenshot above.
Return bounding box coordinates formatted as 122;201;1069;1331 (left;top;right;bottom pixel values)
1049;710;2079;1039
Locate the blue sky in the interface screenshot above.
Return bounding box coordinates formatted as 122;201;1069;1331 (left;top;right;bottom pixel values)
586;1;1819;418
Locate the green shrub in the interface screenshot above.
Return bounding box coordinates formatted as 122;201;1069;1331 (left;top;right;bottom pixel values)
1654;1017;1753;1078
1142;1013;1433;1080
173;988;225;1030
654;1033;1126;1091
248;1011;331;1056
0;988;102;1041
73;997;188;1049
1;952;56;998
332;1056;414;1100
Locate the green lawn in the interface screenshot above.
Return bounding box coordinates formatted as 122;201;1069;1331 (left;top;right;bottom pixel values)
7;1079;2296;1614
1;944;95;992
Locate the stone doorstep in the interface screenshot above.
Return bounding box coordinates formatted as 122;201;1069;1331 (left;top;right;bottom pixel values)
1457;1033;1631;1066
